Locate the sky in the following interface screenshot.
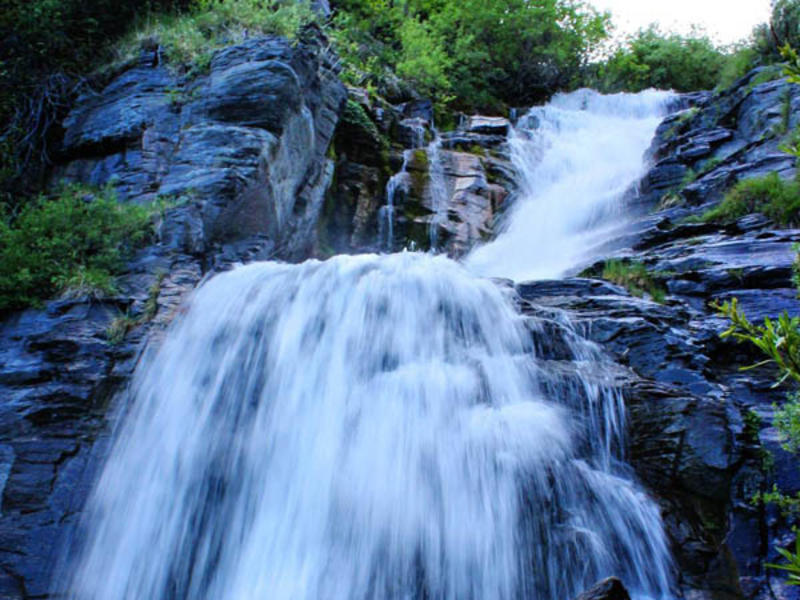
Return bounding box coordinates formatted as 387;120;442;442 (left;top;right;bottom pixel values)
587;0;773;45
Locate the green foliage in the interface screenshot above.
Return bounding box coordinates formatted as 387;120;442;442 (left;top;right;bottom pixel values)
396;18;452;98
116;0;317;68
767;534;800;585
0;0;194;204
106;312;139;345
592;26;727;93
598;259;667;303
330;0;609;112
714;297;800;386
0;184;152;311
776;391;800;453
699;173;800;226
717;46;761;90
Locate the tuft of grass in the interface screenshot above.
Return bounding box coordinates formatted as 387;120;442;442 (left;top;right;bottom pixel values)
142;271;166;321
699;173;800;226
599;259;668;303
115;0;317;70
106;312;138;345
0;183;153;311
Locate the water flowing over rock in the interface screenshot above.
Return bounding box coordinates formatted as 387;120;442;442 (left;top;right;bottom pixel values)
466;89;675;280
59;253;672;600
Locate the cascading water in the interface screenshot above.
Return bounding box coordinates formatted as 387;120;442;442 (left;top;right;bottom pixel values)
426;132;449;251
466;88;674;280
60;89;678;600
378;150;411;252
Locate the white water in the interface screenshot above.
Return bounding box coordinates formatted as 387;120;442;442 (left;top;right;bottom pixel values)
61;90;677;600
378;150;411;252
426;132;449;251
466;88;674;280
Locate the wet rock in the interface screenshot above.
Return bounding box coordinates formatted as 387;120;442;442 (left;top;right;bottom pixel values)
465;115;510;136
572;577;631;600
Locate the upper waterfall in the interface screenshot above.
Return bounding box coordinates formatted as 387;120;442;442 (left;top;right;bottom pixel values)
466;88;674;281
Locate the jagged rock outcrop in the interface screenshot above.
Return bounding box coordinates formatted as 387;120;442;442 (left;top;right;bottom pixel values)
572;577;631;600
57;27;346;260
319;91;513;256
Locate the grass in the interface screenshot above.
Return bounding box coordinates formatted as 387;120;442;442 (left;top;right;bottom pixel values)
697;173;800;226
599;260;668;303
105;271;166;345
106;312;139;345
0;183;153;311
114;0;317;71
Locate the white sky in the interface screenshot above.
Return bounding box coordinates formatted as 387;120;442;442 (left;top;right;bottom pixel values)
587;0;773;45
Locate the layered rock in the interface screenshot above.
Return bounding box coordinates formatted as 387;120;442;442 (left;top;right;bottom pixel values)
57;27;346;260
319;93;512;256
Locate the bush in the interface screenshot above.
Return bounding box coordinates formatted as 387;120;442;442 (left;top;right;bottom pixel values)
329;0;609;112
700;173;800;226
0;184;152;311
0;0;194;205
592;25;727;93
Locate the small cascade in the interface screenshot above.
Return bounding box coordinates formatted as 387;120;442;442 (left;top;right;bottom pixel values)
378;150;412;252
426;132;449;251
466;88;674;280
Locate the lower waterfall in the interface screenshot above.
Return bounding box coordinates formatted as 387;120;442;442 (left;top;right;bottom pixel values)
60;90;677;600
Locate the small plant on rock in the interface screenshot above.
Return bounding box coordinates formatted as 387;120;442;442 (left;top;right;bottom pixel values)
700;173;800;226
597;259;668;303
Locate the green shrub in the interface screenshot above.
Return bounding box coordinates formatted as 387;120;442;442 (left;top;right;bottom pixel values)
598;259;667;303
700;173;800;226
592;25;727;93
0;184;152;311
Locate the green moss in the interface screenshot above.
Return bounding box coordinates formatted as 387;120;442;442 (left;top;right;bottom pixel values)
700;173;800;226
106;312;138;345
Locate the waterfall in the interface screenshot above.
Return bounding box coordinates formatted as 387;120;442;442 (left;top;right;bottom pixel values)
60;90;677;600
378;150;411;252
426;132;449;251
466;88;674;280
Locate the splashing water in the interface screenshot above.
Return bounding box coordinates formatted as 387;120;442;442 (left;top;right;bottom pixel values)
61;90;677;600
466;88;674;280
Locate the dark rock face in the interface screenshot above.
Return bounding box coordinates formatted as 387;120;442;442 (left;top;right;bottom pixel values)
57;29;346;261
318;89;513;257
572;577;631;600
